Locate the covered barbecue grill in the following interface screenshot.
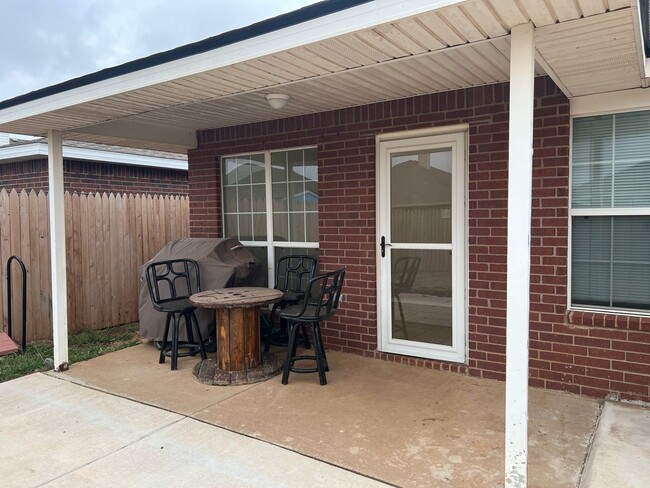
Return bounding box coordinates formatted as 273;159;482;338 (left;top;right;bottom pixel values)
138;238;263;342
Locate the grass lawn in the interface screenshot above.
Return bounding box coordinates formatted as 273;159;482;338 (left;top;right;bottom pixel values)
0;323;141;383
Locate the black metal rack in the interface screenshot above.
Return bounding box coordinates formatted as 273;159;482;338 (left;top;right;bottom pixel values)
6;256;27;353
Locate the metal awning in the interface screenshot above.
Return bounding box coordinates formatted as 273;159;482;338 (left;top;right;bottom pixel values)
0;0;645;153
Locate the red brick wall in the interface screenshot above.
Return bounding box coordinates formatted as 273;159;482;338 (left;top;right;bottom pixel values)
0;158;188;195
189;76;650;402
0;159;48;191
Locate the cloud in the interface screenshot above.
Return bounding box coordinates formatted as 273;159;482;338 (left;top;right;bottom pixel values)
0;0;319;101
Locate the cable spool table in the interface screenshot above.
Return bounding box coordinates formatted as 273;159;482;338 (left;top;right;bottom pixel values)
190;287;284;385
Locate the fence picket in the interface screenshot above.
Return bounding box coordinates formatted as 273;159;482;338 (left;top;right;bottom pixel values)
28;191;41;339
0;189;189;341
18;191;33;343
71;193;82;331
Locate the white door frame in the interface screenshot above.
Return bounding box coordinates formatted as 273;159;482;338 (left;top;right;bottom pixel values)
376;125;468;363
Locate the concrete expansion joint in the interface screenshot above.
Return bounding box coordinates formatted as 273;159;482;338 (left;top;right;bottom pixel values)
576;401;605;487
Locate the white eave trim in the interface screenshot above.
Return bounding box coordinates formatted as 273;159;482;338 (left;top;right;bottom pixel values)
570;87;650;117
0;0;464;126
0;142;187;170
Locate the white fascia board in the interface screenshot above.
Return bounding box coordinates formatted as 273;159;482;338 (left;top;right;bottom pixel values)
62;146;188;170
0;141;187;170
0;142;48;162
0;0;464;126
571;87;650;117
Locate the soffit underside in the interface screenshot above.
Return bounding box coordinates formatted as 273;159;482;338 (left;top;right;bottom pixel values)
0;0;642;153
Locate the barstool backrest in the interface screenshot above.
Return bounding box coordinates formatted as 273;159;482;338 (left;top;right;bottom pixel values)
145;258;201;311
274;255;318;294
282;268;346;323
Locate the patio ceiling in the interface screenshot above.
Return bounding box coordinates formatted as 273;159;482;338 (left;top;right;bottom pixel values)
0;0;645;153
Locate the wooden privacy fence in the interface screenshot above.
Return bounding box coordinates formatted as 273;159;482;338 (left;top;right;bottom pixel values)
0;189;189;343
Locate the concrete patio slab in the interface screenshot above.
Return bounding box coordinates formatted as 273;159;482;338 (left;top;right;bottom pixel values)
0;374;180;487
580;402;650;488
42;417;388;488
55;343;256;415
54;344;601;488
1;373;388;488
195;350;598;488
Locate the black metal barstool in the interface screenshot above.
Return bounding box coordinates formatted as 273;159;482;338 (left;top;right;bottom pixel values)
145;258;207;370
264;254;318;352
281;268;345;386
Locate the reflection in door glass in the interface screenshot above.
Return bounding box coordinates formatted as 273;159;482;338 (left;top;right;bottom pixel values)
391;249;452;346
390;148;452;244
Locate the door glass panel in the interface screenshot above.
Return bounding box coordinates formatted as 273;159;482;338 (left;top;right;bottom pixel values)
391;148;452;243
391;249;452;346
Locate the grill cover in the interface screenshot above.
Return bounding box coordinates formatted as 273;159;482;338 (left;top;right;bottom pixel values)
138;238;263;341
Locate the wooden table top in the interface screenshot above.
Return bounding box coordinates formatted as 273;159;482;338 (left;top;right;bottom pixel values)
190;287;284;309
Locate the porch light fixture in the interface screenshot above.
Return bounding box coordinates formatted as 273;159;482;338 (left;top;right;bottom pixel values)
265;93;290;109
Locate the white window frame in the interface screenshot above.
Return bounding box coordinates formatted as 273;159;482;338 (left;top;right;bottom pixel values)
221;146;318;286
568;110;650;315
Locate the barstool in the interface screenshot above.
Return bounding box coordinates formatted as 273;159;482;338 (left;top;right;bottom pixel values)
264;254;318;353
281;268;345;386
145;259;207;370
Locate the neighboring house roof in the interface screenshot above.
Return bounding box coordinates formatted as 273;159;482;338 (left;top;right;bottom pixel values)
0;136;187;170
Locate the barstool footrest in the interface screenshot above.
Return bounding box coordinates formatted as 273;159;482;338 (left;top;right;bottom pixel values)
288;355;328;374
162;343;201;358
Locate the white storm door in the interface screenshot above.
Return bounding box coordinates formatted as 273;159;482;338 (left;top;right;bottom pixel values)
377;129;467;363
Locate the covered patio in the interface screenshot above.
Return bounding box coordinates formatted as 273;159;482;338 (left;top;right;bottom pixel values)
1;1;650;486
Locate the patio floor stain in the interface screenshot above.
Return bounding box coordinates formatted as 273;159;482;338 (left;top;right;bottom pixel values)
53;344;600;487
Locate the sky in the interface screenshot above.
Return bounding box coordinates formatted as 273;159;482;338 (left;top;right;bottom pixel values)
0;0;321;102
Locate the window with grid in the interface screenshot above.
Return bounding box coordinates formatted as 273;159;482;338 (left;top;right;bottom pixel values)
222;147;318;286
571;111;650;311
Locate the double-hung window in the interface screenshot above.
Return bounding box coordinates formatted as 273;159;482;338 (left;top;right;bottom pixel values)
571;110;650;312
221;147;318;285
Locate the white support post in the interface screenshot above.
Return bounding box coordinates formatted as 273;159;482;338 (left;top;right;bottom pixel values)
48;130;69;370
505;22;535;488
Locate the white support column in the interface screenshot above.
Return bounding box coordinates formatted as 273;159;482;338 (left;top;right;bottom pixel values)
505;22;535;488
48;130;69;370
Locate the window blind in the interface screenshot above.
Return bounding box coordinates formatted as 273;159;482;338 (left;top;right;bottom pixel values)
571;111;650;310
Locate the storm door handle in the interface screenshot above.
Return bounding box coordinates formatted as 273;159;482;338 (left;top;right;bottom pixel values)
380;236;392;257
